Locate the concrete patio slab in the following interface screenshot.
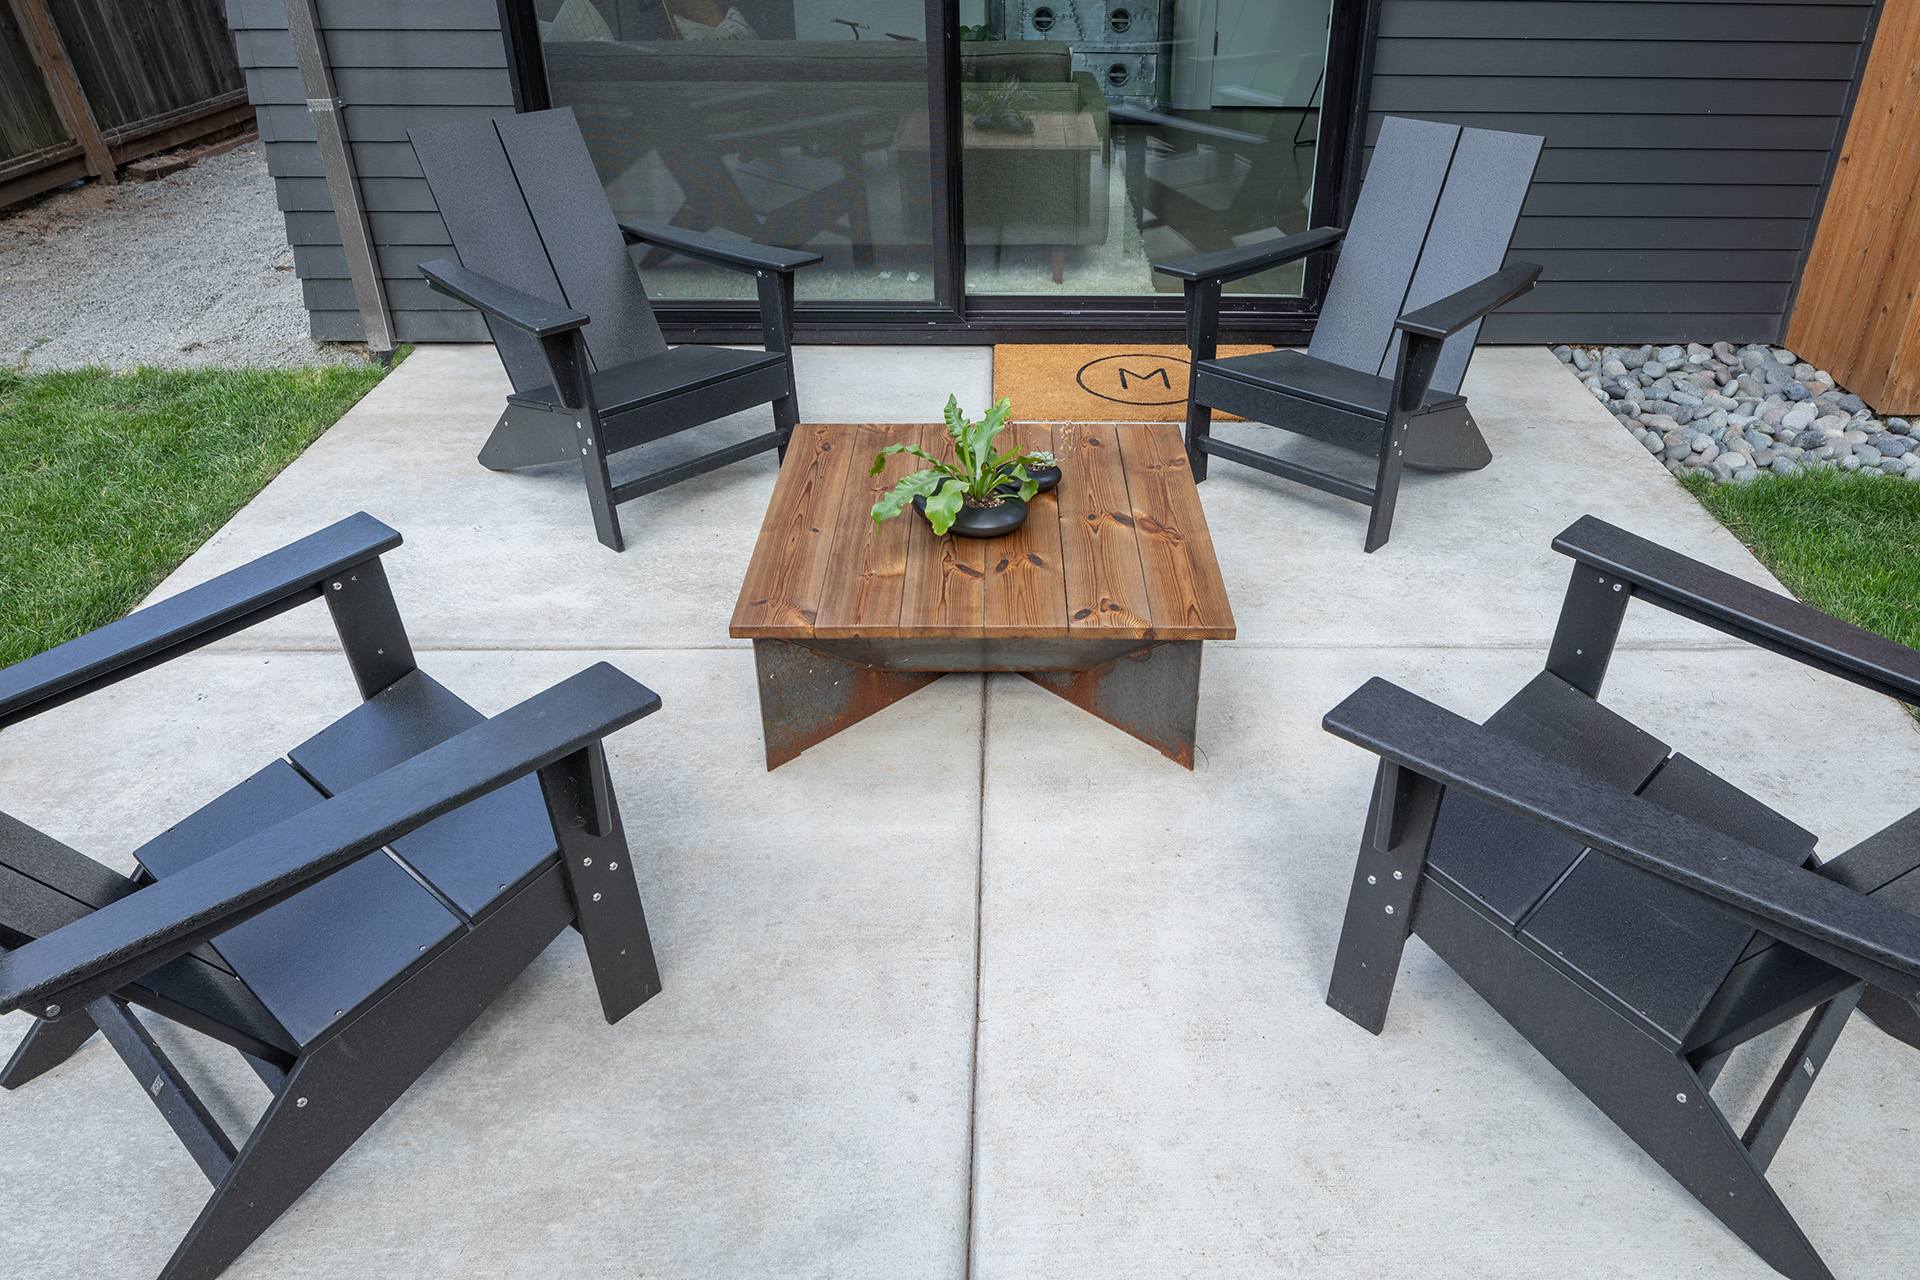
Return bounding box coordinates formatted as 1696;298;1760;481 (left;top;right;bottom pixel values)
2;340;1916;1278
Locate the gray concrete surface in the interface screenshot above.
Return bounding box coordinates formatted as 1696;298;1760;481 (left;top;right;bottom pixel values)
2;343;1917;1278
0;144;363;371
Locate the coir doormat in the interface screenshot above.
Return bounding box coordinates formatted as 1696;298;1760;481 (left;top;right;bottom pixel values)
992;343;1272;422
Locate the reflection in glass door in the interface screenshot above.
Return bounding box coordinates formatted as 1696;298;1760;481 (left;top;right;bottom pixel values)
957;0;1331;298
534;0;941;304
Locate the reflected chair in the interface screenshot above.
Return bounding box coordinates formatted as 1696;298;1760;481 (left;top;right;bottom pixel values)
1323;514;1920;1279
410;107;821;552
0;513;662;1280
1153;116;1544;551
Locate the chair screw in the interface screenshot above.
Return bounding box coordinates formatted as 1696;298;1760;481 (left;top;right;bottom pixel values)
1367;874;1376;885
297;1097;308;1108
44;1004;59;1017
1676;1093;1687;1103
1384;905;1395;915
592;892;602;902
609;862;618;870
1392;871;1402;880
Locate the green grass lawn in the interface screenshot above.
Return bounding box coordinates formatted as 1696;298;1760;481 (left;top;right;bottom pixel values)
1;360;396;669
1683;469;1920;653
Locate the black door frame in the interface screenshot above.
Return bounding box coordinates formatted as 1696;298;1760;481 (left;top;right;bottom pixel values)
496;0;1376;344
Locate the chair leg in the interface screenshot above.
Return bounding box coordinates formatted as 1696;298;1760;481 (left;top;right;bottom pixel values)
540;743;663;1025
1326;761;1443;1033
578;429;625;553
1363;415;1410;553
0;1013;97;1089
1185;397;1212;482
1416;880;1836;1280
772;387;799;464
158;867;577;1280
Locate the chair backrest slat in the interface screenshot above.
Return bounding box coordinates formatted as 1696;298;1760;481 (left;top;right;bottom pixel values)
1306;117;1458;377
410;114;565;391
1384;125;1544;394
495;109;668;370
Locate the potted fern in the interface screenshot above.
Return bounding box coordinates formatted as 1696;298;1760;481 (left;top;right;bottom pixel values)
871;396;1052;538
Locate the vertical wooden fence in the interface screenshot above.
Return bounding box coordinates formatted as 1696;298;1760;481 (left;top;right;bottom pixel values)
0;0;253;208
1785;0;1920;414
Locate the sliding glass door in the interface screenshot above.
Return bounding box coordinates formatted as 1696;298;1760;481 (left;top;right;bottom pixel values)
530;0;944;305
516;0;1353;326
957;0;1333;299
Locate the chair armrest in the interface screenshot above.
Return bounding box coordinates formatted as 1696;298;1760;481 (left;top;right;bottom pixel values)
1554;515;1920;705
0;662;661;1020
618;220;823;274
1152;226;1345;285
1323;677;1920;999
418;259;589;337
1394;262;1543;340
0;513;400;732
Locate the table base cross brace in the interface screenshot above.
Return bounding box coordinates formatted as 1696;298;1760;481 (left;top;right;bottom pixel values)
753;637;1203;769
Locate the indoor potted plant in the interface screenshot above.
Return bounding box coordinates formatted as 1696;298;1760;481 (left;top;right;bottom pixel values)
871;396;1051;538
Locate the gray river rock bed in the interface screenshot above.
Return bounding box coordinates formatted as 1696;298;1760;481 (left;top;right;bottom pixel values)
1553;341;1916;485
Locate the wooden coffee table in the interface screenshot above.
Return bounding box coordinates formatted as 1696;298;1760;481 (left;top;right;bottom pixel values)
730;422;1235;768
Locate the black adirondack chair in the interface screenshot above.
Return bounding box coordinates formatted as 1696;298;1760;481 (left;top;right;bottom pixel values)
1322;515;1920;1280
0;514;662;1280
1153;116;1545;552
409;107;822;552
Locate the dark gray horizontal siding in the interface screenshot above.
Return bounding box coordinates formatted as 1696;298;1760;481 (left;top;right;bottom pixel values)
1366;0;1873;344
1372;38;1862;78
1363;112;1847;150
309;309;488;341
1521;248;1803;280
274;175;438;212
1511;218;1810;250
293;242;462;277
253;102;510;145
303;276;474;311
283;208;460;245
1536;149;1831;185
226;0;506;344
1378;2;1872;42
1501;281;1792;312
228;0;502;30
263;139;425;179
233;27;508;68
245;66;514;105
1480;312;1781;341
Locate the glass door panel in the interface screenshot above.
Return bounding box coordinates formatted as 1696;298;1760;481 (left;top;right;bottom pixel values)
957;0;1331;298
535;0;939;304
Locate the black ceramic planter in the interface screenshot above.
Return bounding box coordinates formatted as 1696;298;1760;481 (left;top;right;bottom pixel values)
913;486;1029;538
996;465;1060;498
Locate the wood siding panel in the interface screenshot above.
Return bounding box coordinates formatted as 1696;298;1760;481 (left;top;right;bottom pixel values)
1368;0;1876;343
226;0;509;343
1786;0;1920;412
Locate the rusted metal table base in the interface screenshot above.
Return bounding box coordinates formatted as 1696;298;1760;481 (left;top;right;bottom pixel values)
752;637;1204;770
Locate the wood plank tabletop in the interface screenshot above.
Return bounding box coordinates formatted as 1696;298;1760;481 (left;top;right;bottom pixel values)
731;423;1235;643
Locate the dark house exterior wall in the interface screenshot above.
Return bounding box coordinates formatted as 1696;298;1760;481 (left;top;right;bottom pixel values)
225;0;509;341
1365;0;1880;344
226;0;1882;346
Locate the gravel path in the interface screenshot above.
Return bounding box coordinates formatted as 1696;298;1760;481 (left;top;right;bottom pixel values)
0;142;367;371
